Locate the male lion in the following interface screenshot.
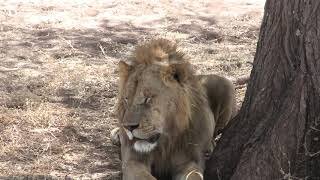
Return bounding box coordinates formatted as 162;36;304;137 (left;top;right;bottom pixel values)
111;39;236;180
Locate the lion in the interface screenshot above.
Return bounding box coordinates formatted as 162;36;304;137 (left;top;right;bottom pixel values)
111;39;236;180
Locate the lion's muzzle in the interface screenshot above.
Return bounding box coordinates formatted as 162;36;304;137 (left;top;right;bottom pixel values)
132;129;161;153
132;128;160;141
124;126;161;153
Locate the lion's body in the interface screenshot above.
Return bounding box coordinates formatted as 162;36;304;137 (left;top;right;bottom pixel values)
112;39;236;180
199;75;237;136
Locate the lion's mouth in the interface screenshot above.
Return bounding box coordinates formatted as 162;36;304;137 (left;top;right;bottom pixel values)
124;128;161;152
133;133;160;153
130;129;160;142
134;133;160;143
125;130;161;153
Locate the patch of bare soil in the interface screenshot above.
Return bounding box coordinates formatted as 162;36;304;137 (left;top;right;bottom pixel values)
0;0;264;179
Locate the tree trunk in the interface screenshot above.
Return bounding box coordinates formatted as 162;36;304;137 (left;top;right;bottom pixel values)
204;0;320;179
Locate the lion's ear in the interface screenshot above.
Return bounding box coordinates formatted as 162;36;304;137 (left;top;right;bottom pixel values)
119;60;134;83
164;62;191;85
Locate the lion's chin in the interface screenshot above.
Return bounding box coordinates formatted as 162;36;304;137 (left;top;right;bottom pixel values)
133;140;157;153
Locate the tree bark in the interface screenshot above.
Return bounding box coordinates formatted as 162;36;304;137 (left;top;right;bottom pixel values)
204;0;320;179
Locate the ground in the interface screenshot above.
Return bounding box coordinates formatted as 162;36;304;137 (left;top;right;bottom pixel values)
0;0;264;179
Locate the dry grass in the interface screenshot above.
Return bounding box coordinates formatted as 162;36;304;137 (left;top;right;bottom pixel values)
0;0;264;179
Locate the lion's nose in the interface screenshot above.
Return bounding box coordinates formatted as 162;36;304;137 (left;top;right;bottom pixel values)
124;124;139;132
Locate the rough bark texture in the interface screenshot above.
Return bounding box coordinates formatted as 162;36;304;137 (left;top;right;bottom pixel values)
204;0;320;179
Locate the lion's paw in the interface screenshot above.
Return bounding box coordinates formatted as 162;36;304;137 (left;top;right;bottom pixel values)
110;127;121;146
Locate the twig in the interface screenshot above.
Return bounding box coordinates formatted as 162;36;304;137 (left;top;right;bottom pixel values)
59;36;77;52
98;42;106;57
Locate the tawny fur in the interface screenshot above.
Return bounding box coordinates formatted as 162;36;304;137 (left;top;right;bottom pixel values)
114;38;236;180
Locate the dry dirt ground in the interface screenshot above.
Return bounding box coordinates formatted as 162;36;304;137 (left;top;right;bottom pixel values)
0;0;264;179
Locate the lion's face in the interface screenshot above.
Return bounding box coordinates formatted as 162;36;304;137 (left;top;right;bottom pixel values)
118;62;192;154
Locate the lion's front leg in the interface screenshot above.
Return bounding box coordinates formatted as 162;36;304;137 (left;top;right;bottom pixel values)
174;162;204;180
122;161;156;180
121;143;156;180
116;127;156;180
